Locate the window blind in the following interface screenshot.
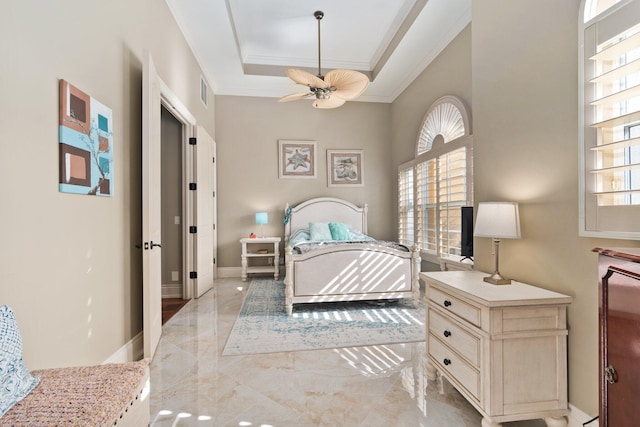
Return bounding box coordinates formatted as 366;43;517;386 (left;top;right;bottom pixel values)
398;167;414;246
438;148;467;256
588;24;640;206
416;159;437;253
581;0;640;237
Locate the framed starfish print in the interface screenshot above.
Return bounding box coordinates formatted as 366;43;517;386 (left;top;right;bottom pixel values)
278;140;317;179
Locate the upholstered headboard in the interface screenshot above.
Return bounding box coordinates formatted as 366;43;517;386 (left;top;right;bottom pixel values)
284;197;368;245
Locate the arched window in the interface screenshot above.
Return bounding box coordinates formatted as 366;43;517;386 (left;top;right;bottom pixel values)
416;96;469;155
398;96;473;261
579;0;640;238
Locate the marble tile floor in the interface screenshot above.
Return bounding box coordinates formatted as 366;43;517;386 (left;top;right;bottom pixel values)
149;277;546;427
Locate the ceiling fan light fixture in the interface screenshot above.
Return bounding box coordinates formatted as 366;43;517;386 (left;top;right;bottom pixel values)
278;10;369;109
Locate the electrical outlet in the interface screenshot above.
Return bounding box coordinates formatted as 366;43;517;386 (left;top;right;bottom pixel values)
174;216;180;225
171;271;179;281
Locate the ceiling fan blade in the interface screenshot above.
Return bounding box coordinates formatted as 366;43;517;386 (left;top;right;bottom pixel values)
278;92;314;103
324;69;369;100
286;68;328;89
312;96;346;109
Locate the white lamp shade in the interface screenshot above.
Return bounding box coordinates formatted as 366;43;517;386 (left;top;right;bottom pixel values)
474;202;521;239
255;212;268;225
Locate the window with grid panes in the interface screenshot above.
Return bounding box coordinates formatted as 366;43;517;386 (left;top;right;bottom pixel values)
398;96;472;262
580;0;640;238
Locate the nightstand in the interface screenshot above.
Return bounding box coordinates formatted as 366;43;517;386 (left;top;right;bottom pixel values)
240;237;281;282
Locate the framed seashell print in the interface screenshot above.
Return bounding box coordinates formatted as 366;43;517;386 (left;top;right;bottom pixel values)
327;150;364;187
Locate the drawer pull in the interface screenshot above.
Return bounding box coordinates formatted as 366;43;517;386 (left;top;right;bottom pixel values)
443;300;452;307
443;330;452;338
443;358;451;366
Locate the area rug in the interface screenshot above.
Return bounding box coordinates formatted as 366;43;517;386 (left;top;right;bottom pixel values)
222;279;425;356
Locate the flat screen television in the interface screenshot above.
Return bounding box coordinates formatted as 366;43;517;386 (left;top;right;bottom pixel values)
461;206;473;261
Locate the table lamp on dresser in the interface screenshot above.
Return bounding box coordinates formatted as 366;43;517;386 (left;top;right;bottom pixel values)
473;201;521;285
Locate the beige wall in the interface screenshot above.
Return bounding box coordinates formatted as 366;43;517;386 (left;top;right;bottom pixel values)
0;0;214;368
391;25;473;171
214;96;392;267
469;1;638;414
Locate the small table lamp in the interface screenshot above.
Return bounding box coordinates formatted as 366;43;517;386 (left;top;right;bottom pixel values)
255;212;268;237
473;202;521;285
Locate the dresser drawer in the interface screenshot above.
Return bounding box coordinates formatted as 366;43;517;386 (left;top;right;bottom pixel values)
428;309;480;367
429;287;481;327
428;333;480;400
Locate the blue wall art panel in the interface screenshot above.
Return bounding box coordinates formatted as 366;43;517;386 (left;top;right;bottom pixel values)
58;80;113;196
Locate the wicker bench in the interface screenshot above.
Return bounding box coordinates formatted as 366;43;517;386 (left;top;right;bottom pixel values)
0;359;149;427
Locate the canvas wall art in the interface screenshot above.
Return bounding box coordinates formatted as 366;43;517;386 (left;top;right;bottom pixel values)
59;79;113;196
278;140;316;179
327;150;364;187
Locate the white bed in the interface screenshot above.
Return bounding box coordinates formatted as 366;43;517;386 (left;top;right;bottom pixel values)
283;197;420;315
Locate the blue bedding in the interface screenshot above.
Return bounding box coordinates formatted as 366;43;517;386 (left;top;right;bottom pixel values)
288;225;409;254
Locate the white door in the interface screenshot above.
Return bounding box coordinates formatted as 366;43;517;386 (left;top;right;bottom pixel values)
142;50;163;359
194;126;216;297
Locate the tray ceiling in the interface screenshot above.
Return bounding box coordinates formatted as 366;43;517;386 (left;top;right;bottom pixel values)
165;0;471;103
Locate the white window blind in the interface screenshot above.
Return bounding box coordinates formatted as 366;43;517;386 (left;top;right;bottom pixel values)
414;146;471;257
398;167;414;246
416;159;437;253
581;0;640;237
438;148;468;256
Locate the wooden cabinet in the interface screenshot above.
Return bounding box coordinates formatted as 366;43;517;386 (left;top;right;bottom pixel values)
240;237;281;282
593;247;640;427
420;271;572;427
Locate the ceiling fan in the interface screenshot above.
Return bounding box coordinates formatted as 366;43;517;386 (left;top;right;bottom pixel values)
278;10;370;109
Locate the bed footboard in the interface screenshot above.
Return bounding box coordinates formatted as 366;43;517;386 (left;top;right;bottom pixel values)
284;244;420;315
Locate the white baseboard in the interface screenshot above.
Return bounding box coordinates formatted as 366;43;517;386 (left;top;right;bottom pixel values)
217;267;284;279
103;331;144;364
162;283;182;298
568;403;599;427
217;267;242;278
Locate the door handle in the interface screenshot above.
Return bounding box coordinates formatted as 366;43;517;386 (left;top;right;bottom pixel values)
150;241;162;249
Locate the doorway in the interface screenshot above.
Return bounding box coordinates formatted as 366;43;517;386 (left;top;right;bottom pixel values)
142;50;216;359
160;105;185;300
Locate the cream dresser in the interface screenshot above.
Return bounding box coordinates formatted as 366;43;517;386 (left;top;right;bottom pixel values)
420;271;572;427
